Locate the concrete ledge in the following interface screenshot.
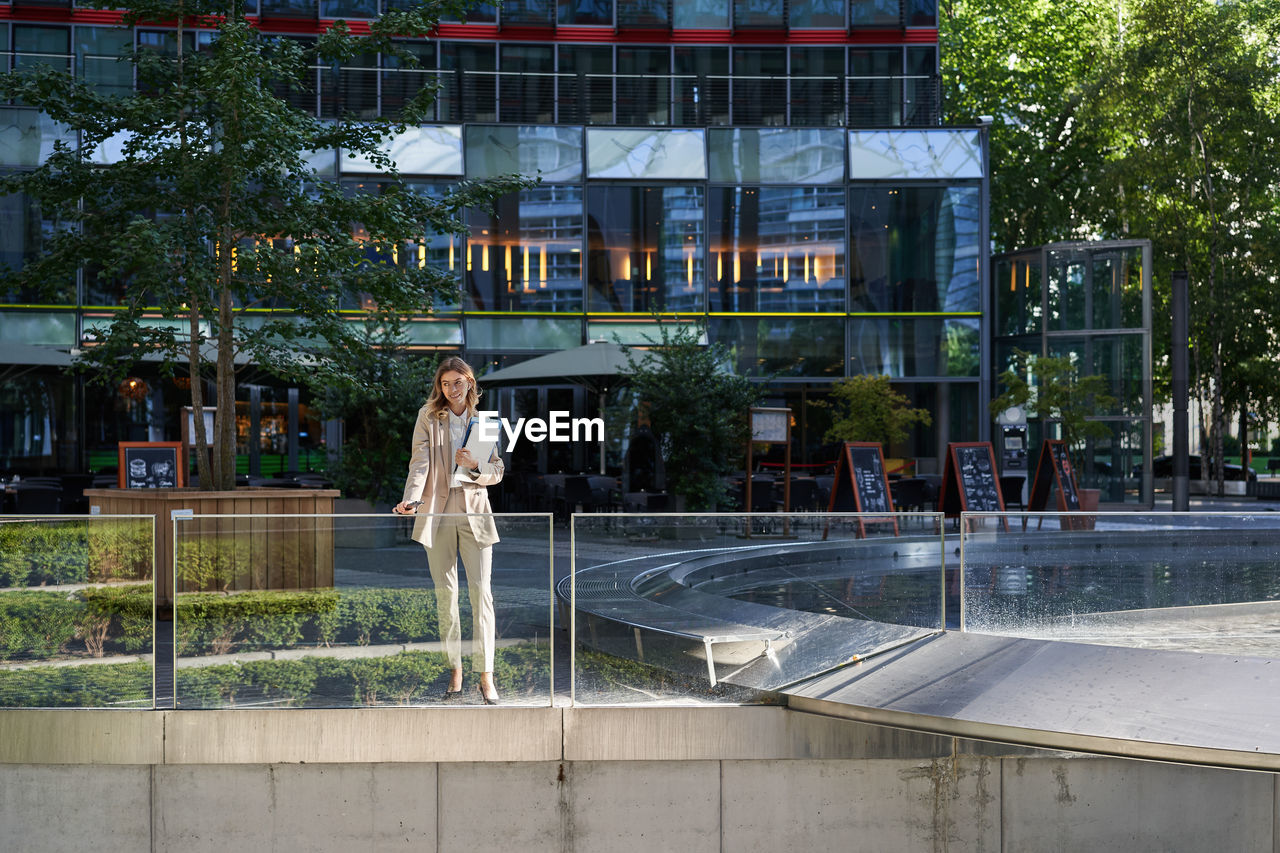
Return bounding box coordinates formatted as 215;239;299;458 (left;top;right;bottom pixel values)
163;707;563;764
0;710;162;765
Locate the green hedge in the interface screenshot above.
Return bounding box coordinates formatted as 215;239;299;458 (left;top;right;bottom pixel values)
175;587;440;657
0;585;152;662
174;644;552;708
0;520;151;587
0;661;152;708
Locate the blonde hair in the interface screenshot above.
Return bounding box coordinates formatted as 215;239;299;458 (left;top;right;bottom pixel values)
425;356;482;420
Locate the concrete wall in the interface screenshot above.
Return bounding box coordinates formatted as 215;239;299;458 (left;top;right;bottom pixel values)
0;707;1276;853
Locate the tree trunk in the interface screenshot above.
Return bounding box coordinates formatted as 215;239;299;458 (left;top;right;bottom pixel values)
214;284;237;491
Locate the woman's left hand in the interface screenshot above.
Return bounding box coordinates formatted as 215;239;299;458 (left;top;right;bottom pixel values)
455;448;478;470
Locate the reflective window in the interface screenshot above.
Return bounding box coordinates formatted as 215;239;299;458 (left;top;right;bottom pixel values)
439;43;496;123
849;0;900;27
260;0;318;16
499;44;554;124
14;26;70;77
790;48;846;127
848;48;903;126
0;189;72;304
381;40;436;120
907;0;937;27
617;47;670;126
320;0;376;17
674;0;729;28
849;186;980;312
558;0;612;26
618;0;668;27
437;1;497;22
466;186;584;312
321;46;378;119
995;255;1042;336
732;48;786;126
905;46;938;125
710;317;844;377
558;46;613;125
674;46;729;127
849;317;979;377
501;0;556;26
791;0;844;27
465;125;582;182
466;317;582;350
709;187;845;313
709;128;844;184
587;129;705;179
735;0;784;29
75;26;132;97
586;185;705;313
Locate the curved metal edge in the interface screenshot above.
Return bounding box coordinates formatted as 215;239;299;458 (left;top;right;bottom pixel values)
784;694;1280;774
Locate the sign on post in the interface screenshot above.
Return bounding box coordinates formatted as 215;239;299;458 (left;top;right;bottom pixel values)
117;442;184;489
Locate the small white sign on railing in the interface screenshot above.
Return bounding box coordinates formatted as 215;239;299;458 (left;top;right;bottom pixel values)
170;508;194;521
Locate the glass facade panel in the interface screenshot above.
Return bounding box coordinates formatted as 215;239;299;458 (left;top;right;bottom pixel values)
14;25;70;76
995;254;1043;336
342;125;463;176
260;0;318;16
849;317;979;378
0;311;75;345
708;128;844;184
907;0;937;27
466;186;584;312
849;0;900;27
1046;250;1086;331
790;48;846;127
791;0;845;28
586;185;704;313
849;185;981;313
734;0;784;29
557;46;613;125
849;129;984;179
501;0;557;26
708;187;845;313
617;0;668;27
848;48;902;126
558;0;612;26
465;125;582;182
499;44;554;123
673;0;729;28
75;26;132;97
400;319;463;346
466;316;581;350
710;316;843;377
0;108;75;168
439;43;496;123
586;129;705;179
674;47;729;127
616;47;670;126
731;48;786;126
437;1;497;22
905;46;938;125
1089;246;1144;330
0;190;72;304
587;320;702;345
380;40;435;120
319;0;376;17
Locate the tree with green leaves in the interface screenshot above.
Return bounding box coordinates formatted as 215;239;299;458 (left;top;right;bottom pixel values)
822;374;931;451
622;325;761;511
0;0;527;490
989;350;1116;459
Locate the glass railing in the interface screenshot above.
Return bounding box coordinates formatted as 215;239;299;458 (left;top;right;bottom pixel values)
959;512;1280;659
568;512;945;705
0;515;155;708
172;513;554;708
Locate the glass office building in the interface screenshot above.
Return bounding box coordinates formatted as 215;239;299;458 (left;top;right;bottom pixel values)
0;0;989;476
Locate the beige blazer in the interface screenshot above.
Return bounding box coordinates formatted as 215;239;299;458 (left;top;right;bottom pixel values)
401;405;504;549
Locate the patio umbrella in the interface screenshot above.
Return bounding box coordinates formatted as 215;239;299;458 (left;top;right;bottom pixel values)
479;342;645;473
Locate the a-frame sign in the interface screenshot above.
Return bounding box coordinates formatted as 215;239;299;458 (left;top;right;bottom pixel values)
826;442;899;538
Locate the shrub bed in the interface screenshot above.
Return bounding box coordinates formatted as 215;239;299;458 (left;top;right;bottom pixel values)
0;585;152;662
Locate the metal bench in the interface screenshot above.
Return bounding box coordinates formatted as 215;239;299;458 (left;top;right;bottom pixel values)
560;562;790;686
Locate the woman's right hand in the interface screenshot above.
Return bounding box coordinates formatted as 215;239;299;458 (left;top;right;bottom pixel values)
393;500;418;515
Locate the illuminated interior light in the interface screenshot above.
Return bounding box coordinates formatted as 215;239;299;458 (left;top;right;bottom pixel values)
813;254;822;284
504;245;512;283
539;245;547;287
645;251;652;281
466;243;473;272
716;252;723;281
783;254;789;283
687;252;693;287
482;245;489;273
733;251;740;284
522;245;530;289
804;252;810;283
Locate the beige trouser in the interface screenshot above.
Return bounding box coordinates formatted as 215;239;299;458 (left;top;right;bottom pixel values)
425;488;495;672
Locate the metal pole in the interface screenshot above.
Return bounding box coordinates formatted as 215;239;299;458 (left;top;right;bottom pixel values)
1171;271;1189;512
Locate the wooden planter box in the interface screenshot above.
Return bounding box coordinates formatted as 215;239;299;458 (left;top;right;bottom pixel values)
85;488;340;607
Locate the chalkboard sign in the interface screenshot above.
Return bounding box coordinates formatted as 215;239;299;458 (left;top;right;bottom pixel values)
1028;440;1082;522
940;442;1007;529
827;442;898;538
118;442;184;489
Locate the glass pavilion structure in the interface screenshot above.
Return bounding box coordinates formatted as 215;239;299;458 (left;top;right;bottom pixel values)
0;0;989;478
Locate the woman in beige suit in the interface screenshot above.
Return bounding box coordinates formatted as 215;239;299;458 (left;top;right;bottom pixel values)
394;357;504;704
